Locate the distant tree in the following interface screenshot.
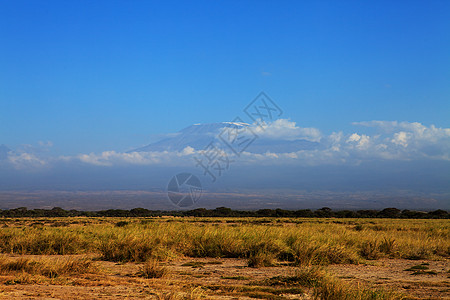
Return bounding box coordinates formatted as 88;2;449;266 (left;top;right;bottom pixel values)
335;210;357;218
256;209;275;217
293;209;313;217
400;209;427;219
378;208;401;218
315;207;333;218
185;208;209;217
214;207;233;216
130;208;150;217
10;207;28;217
356;210;378;218
49;207;68;217
428;209;448;219
0;206;447;219
274;209;291;217
68;209;80;217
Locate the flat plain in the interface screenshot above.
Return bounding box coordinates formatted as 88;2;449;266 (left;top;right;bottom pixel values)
0;217;448;299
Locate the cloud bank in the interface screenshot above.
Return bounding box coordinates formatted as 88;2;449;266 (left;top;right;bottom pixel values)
1;120;449;170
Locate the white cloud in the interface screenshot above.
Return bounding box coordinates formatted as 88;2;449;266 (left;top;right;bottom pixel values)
353;121;450;159
236;120;450;166
346;133;370;150
252;119;322;142
77;149;196;167
2;120;449;170
7;152;47;169
181;146;195;155
347;133;361;142
391;131;410;147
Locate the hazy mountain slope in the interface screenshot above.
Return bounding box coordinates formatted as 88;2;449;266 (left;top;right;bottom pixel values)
131;122;320;153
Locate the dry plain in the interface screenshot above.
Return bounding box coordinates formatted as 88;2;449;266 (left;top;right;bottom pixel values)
0;217;448;299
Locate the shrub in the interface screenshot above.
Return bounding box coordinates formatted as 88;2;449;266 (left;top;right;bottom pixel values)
360;241;381;260
247;250;275;268
115;221;129;227
379;237;396;255
137;259;167;278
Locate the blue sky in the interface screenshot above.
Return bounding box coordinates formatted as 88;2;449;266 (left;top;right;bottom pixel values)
1;1;450;210
1;0;449;155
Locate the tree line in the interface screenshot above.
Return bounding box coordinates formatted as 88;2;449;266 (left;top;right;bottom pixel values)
0;206;448;219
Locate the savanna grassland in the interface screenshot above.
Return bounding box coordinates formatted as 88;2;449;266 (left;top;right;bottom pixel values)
0;217;448;299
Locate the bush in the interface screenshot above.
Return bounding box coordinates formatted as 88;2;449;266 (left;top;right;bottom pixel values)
137;259;167;278
247;250;274;268
115;221;129;227
360;241;381;260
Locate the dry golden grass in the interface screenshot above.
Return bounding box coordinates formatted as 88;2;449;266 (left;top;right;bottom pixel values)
137;258;168;278
257;265;402;299
2;217;447;264
0;217;447;299
0;255;97;277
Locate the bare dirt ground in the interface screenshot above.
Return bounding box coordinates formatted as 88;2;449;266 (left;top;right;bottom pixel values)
328;259;450;299
0;255;449;299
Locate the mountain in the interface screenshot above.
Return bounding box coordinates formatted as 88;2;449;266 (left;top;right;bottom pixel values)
0;145;11;160
130;122;320;153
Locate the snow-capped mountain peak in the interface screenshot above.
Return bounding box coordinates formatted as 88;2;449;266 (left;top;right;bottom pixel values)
130;122;320;153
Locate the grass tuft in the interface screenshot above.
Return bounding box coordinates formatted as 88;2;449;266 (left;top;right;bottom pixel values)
248;250;275;268
0;256;97;278
137;259;168;278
